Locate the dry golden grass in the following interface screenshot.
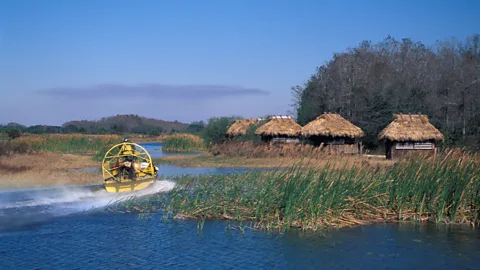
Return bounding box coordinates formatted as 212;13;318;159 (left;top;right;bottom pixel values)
158;152;394;170
160;140;394;170
0;152;102;189
210;141;363;159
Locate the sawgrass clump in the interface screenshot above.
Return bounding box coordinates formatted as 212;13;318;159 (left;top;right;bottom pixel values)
146;149;479;231
162;133;205;152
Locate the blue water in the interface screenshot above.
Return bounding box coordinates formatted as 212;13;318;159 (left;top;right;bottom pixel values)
0;213;478;269
1;143;479;269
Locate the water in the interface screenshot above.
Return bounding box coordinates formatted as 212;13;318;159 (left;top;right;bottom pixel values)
1;142;479;269
0;215;478;269
0;180;175;233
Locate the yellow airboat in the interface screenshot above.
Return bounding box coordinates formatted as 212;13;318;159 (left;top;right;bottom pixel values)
102;139;159;193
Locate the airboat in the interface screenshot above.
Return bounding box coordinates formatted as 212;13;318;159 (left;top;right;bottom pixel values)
102;140;159;193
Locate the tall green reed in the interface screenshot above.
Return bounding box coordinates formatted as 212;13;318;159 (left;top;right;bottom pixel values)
133;150;480;231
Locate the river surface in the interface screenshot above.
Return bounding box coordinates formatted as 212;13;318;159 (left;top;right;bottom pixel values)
0;143;479;269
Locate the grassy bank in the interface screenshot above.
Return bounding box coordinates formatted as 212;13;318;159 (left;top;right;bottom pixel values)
134;149;479;231
0;152;102;189
0;134;120;189
161;133;205;152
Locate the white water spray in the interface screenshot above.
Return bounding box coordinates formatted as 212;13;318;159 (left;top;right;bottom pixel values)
1;180;175;210
0;180;176;232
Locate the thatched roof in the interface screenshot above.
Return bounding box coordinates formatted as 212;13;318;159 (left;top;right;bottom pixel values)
255;116;302;137
301;113;364;138
379;114;444;142
226;119;263;136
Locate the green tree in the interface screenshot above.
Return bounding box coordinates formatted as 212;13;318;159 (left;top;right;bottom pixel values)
94;127;109;134
110;123;128;134
45;126;63;134
149;128;162;136
25;125;46;134
63;124;79;133
6;128;21;140
201;116;241;145
186;123;204;134
236;123;261;144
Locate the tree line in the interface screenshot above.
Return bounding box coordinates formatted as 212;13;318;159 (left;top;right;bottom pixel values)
291;34;480;150
0;114;206;138
0;123;166;138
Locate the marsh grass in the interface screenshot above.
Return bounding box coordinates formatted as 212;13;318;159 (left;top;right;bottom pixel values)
157;151;393;170
11;134;121;160
162;133;205;152
129;149;479;231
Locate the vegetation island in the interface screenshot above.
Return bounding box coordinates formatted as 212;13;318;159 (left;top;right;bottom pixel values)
1;34;479;231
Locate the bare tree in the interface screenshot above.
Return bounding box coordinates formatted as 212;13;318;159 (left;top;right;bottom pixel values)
291;34;480;149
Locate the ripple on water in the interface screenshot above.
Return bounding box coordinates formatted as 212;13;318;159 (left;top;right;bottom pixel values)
1;213;479;270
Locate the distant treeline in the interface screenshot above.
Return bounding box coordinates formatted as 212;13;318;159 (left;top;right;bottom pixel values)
1;114;206;137
292;34;480;150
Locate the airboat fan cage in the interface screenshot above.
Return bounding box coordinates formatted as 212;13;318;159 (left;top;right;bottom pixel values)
102;142;157;182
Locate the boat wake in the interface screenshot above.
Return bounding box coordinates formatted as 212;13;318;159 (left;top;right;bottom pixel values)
0;180;175;233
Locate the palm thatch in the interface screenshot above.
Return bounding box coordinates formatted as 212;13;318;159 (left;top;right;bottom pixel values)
301;113;364;138
255;116;302;137
226;119;263;136
379;114;444;142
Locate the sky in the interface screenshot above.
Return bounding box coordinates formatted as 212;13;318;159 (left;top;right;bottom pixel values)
0;0;479;126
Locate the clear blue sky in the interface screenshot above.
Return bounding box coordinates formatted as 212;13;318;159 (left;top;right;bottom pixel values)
1;0;479;126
